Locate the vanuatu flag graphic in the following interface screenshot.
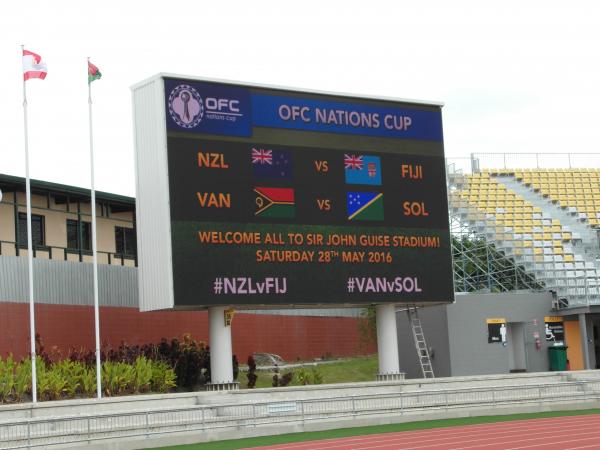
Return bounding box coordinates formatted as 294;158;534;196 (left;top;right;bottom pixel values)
88;60;102;83
254;187;295;218
347;192;384;221
252;148;293;179
344;154;382;186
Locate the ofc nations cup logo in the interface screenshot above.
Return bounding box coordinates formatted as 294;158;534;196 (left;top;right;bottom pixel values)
168;84;204;128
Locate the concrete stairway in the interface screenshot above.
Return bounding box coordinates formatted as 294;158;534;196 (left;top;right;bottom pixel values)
498;176;600;262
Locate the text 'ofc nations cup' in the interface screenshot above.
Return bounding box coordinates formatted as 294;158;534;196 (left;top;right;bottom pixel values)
132;75;454;310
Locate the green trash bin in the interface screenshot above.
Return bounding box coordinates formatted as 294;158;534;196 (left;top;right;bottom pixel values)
548;346;568;371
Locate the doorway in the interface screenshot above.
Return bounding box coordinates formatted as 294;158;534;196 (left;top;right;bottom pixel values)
507;322;527;373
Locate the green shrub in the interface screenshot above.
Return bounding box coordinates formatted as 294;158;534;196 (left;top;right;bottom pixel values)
47;370;68;401
80;366;96;397
35;357;52;401
53;360;82;398
297;368;310;386
296;366;323;385
133;357;153;393
102;361;134;396
0;356;15;403
150;361;176;393
14;358;31;402
311;367;323;385
0;351;178;403
246;356;258;389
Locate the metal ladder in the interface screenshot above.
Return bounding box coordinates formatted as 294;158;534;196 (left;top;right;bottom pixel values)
407;304;435;378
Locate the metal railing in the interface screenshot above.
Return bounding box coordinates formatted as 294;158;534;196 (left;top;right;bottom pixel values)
1;380;599;449
0;240;136;267
447;153;600;174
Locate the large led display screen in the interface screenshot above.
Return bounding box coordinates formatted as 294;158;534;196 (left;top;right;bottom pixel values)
162;77;453;307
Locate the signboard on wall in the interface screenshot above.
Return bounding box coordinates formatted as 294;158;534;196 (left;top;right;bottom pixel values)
544;316;565;346
133;75;454;310
487;318;507;344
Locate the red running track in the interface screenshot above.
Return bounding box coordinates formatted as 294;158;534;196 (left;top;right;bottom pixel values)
248;414;600;449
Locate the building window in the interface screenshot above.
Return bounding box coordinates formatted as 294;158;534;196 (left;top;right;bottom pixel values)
115;226;136;257
18;213;45;247
66;219;91;251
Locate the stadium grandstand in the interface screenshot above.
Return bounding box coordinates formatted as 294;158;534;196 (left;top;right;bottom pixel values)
448;152;600;309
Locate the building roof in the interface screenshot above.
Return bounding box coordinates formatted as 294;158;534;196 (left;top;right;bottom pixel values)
0;173;135;207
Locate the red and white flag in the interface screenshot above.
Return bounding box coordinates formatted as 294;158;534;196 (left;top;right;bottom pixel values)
251;148;273;165
22;49;47;81
344;154;364;170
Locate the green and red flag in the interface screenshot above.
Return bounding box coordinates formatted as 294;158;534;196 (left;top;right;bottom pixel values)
88;60;101;83
254;187;295;218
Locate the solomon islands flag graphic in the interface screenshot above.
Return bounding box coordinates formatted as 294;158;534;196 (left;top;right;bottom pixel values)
252;147;293;179
344;154;382;185
254;187;295;218
347;192;384;221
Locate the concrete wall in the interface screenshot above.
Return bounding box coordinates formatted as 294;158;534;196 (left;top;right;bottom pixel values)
396;305;451;378
397;291;557;378
447;292;554;376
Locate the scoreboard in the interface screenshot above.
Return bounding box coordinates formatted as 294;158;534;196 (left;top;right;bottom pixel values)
132;75;454;310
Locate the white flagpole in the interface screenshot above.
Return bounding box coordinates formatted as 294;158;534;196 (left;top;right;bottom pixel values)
21;44;38;404
87;58;102;399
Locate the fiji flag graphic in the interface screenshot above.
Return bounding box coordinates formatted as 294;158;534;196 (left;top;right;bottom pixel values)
347;192;384;221
344;154;382;186
252;147;293;179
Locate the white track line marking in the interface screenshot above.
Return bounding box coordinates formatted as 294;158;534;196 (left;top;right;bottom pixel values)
505;434;600;450
565;444;600;450
446;430;600;450
263;415;600;450
252;414;600;450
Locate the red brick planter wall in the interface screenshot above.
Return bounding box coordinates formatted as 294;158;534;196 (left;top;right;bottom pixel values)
0;303;375;362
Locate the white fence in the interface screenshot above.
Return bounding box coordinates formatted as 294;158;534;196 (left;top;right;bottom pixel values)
1;380;599;449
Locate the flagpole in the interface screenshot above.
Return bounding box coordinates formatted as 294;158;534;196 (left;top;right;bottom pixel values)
21;44;38;404
87;57;102;399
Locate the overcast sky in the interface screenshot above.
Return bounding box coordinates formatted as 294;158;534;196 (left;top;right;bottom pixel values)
1;1;599;196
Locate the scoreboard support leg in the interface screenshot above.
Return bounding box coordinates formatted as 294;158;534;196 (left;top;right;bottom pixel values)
375;303;404;381
207;306;238;390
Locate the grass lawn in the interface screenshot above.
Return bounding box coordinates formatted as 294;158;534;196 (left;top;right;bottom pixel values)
246;355;378;389
153;408;600;450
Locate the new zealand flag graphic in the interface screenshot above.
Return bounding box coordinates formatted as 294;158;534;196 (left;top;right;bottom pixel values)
252;147;293;179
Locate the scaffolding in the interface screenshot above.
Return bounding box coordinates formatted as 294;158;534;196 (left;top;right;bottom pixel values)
447;163;544;294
